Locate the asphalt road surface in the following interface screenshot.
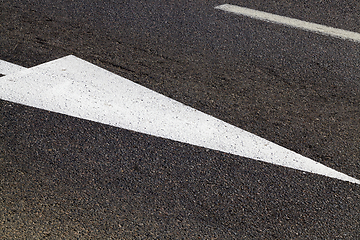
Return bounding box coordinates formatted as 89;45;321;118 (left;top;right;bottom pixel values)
1;0;360;239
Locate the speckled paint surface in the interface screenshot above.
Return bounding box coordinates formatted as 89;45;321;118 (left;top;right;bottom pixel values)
1;0;360;238
1;55;358;183
1;100;360;239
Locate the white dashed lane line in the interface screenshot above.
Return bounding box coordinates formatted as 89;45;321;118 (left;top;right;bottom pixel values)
215;4;360;42
0;55;359;184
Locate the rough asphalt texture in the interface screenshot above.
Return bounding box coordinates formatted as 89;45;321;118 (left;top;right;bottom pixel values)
1;0;360;239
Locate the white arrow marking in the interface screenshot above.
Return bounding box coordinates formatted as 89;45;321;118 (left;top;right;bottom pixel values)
215;4;360;43
0;55;359;184
0;59;27;76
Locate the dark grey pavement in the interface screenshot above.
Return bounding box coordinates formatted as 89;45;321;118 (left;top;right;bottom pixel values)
1;0;360;239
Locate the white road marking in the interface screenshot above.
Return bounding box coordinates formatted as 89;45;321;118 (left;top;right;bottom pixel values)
215;4;360;43
0;59;27;76
0;55;359;184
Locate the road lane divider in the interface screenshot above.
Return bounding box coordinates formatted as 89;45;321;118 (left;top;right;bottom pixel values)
0;55;359;184
215;4;360;42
